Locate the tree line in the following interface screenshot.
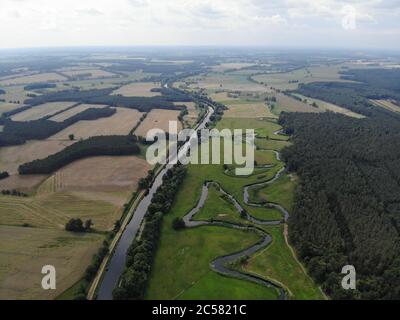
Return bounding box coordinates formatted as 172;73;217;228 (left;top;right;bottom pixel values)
113;164;187;300
19;135;140;175
0;107;115;147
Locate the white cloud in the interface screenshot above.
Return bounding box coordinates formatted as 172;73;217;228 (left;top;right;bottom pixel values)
0;0;398;49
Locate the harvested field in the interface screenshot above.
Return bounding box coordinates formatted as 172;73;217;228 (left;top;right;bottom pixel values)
0;102;23;115
49;108;143;140
11;102;77;121
0;73;67;86
61;69;117;79
0;174;47;192
135;109;182;136
0;225;102;300
175;102;198;127
224;102;277;119
0;191;119;230
0;140;74;174
49;104;107;122
112;82;161;97
370;99;400;113
40;156;151;194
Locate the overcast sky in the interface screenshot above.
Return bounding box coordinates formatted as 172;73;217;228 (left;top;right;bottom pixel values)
1;0;399;50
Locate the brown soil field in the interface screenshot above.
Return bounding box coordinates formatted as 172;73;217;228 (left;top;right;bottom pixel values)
0;225;102;300
49;104;107;122
49;107;143;140
0;140;74;174
112;82;161;97
0;73;67;86
11;102;77;121
135;109;182;136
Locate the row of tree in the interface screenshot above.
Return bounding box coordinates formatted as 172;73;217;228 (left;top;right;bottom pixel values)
19;135;140;174
113;164;187;299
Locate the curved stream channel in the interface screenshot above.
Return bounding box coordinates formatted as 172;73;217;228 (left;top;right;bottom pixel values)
183;145;289;300
97;107;290;300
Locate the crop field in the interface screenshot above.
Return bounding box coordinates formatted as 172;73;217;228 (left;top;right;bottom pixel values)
0;73;67;86
49;104;107;122
275;93;324;114
0;140;74;174
370;99;400;113
0;225;102;300
11;102;77;121
60;69;117;79
176;102;198;127
49;107;143;140
0;102;21;115
112;82;161;97
0;85;30;108
135;109;182;136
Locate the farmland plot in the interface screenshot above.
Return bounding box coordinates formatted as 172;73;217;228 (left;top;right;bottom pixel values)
112;82;161;97
11;102;77;121
134;109;182;136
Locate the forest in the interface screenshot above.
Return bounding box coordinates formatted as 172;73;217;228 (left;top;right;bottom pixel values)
279;108;400;299
113;165;187;300
19;135;140;174
0;107;116;147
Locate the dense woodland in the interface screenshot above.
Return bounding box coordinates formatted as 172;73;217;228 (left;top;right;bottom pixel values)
113;165;187;300
280;69;400;299
19;135;140;174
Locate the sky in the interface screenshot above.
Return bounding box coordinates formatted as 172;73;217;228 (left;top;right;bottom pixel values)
0;0;399;50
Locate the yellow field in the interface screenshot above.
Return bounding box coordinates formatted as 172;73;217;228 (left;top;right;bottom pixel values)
275;93;324;113
61;69;117;79
49;107;143;140
0;73;67;86
11;102;77;121
49;104;107;122
0;140;74;174
135;109;182;136
370;99;400;113
112;82;161;97
0;174;47;192
0;225;102;300
0;102;22;115
224;102;277;119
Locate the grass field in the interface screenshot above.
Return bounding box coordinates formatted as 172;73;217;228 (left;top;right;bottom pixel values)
61;69;117;79
135;109;182;136
0;225;102;300
11;102;77;121
49;107;142;140
186;73;266;92
0;73;67;86
242;225;324;300
112;82;161;97
224;102;277;119
253;65;352;91
49;104;107;122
